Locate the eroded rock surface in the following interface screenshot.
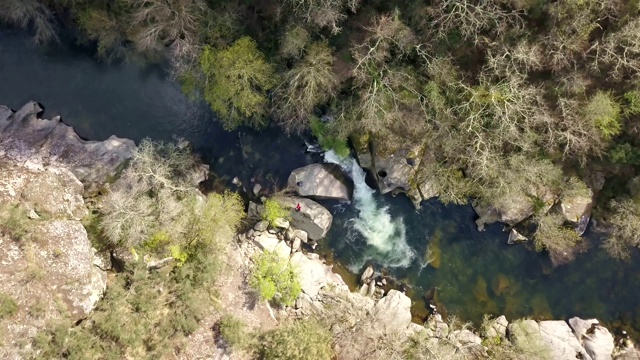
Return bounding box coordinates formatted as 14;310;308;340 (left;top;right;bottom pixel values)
0;162;106;359
0;101;135;194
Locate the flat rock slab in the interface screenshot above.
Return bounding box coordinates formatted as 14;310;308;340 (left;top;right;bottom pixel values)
274;196;332;240
288;163;353;201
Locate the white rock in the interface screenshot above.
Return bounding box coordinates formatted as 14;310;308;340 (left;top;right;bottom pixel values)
290;252;327;298
374;290;412;331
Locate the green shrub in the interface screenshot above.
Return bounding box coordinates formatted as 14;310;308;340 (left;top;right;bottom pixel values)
262;198;290;227
249;251;301;306
608;143;640;165
0;293;18;319
623;90;640;116
218;314;251;350
585;91;622;139
259;319;333;360
533;213;581;253
310;117;350;157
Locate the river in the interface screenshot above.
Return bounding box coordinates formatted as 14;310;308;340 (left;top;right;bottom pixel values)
1;29;639;337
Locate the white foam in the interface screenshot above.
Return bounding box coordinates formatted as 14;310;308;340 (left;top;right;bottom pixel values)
324;151;415;269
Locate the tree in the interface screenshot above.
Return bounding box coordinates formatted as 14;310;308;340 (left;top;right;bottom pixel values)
199;37;277;129
77;7;130;60
273;42;339;132
125;0;208;55
604;198;640;259
425;0;524;46
249;251;301;306
584;91;622;140
0;0;57;44
533;212;582;253
284;0;361;34
100;138;244;265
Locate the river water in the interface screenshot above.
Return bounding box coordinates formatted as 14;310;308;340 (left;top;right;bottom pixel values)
2;29;639;337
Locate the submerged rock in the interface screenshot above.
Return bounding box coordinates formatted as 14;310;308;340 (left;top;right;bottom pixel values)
0;102;135;195
287;163;353;201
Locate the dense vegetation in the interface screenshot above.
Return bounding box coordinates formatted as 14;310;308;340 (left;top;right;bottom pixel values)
3;1;640;258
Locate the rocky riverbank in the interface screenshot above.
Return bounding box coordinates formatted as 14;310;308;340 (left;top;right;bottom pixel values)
1;102;639;359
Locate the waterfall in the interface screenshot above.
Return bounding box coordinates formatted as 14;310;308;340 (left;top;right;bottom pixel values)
324;151;416;269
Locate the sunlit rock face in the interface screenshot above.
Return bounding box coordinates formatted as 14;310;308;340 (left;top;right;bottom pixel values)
0;101;135;195
0;162;106;360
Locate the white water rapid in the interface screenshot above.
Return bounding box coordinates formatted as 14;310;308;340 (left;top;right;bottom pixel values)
324;151;416;269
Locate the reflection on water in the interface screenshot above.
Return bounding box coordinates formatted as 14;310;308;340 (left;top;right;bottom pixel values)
2;28;640;339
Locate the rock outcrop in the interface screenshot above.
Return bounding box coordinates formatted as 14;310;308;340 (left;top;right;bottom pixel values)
274;196;333;240
374;289;413;330
560;187;594;235
568;317;615;360
0;102;135;195
0;162;106;359
288;163;353;201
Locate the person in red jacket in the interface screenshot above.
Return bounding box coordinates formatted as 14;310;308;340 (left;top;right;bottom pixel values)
295;203;301;212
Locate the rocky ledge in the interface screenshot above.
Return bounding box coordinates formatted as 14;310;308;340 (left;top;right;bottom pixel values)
0;101;135;195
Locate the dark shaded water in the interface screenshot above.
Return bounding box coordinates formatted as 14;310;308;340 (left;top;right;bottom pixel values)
2;30;639;337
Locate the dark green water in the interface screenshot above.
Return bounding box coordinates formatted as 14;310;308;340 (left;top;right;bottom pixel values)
1;29;639;337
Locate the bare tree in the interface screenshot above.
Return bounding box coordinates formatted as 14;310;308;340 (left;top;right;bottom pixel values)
543;0;618;72
273;42;339;132
0;0;57;44
284;0;361;34
426;0;524;45
126;0;208;54
100;139;202;248
589;17;640;79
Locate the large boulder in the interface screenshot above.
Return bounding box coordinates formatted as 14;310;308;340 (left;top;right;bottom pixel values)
288;163;353;201
0;219;106;359
0;164;88;220
290;252;328;298
568;317;615;360
374;290;412;331
538;320;589;359
252;232;291;260
473;187;556;231
560;189;593;235
273;196;333;240
0;102;135;194
508;320;551;357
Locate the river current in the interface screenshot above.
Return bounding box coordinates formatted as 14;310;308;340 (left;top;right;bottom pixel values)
1;29;639;337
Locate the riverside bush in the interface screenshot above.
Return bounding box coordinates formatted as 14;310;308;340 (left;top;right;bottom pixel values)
249;251;301;306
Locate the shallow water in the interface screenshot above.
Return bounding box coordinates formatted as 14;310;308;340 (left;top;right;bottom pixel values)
2;29;639;337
